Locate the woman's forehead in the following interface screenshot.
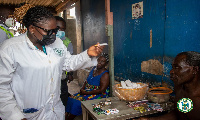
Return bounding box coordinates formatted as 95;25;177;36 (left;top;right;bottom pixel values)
175;54;186;62
174;55;189;66
56;21;66;30
98;56;106;60
37;18;57;29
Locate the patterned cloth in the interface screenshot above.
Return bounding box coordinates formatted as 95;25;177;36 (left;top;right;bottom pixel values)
66;67;109;115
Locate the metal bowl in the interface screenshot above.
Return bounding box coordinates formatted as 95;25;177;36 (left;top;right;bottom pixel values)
147;87;173;103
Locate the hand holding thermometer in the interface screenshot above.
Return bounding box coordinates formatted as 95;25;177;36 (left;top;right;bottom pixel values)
95;43;108;46
88;43;106;56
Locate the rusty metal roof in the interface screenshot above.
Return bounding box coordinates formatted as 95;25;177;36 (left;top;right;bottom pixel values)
0;0;77;13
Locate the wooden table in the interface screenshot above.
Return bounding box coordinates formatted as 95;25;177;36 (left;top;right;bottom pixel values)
81;97;174;120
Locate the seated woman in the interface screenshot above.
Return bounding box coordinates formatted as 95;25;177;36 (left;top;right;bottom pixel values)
65;53;110;120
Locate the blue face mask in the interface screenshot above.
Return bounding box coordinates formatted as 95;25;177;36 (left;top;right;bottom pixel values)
56;31;65;39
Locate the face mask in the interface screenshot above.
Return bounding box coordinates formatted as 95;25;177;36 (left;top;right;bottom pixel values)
5;18;14;27
40;34;56;45
34;33;56;46
33;25;58;45
56;31;65;39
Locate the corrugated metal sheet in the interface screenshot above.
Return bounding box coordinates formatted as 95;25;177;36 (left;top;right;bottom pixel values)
0;0;78;12
0;0;60;7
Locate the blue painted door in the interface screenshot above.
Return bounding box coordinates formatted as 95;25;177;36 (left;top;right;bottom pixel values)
111;0;166;83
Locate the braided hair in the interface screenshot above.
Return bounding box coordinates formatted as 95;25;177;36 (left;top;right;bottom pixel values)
101;53;109;62
22;6;54;29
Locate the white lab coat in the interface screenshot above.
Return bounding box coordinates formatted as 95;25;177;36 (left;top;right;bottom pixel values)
0;33;97;120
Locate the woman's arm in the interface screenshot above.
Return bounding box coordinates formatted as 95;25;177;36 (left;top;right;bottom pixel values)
63;44;104;72
80;81;87;93
80;72;110;95
0;51;25;120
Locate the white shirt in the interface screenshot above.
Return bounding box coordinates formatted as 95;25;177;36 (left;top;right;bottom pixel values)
0;24;10;47
0;33;97;120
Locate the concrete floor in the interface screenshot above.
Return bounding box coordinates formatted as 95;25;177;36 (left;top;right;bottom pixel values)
74;115;83;120
67;79;81;95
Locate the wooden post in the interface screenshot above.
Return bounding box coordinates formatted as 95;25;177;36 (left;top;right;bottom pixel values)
105;0;114;96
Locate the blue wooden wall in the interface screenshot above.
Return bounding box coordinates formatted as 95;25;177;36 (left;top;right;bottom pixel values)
81;0;200;87
165;0;200;56
110;0;200;86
